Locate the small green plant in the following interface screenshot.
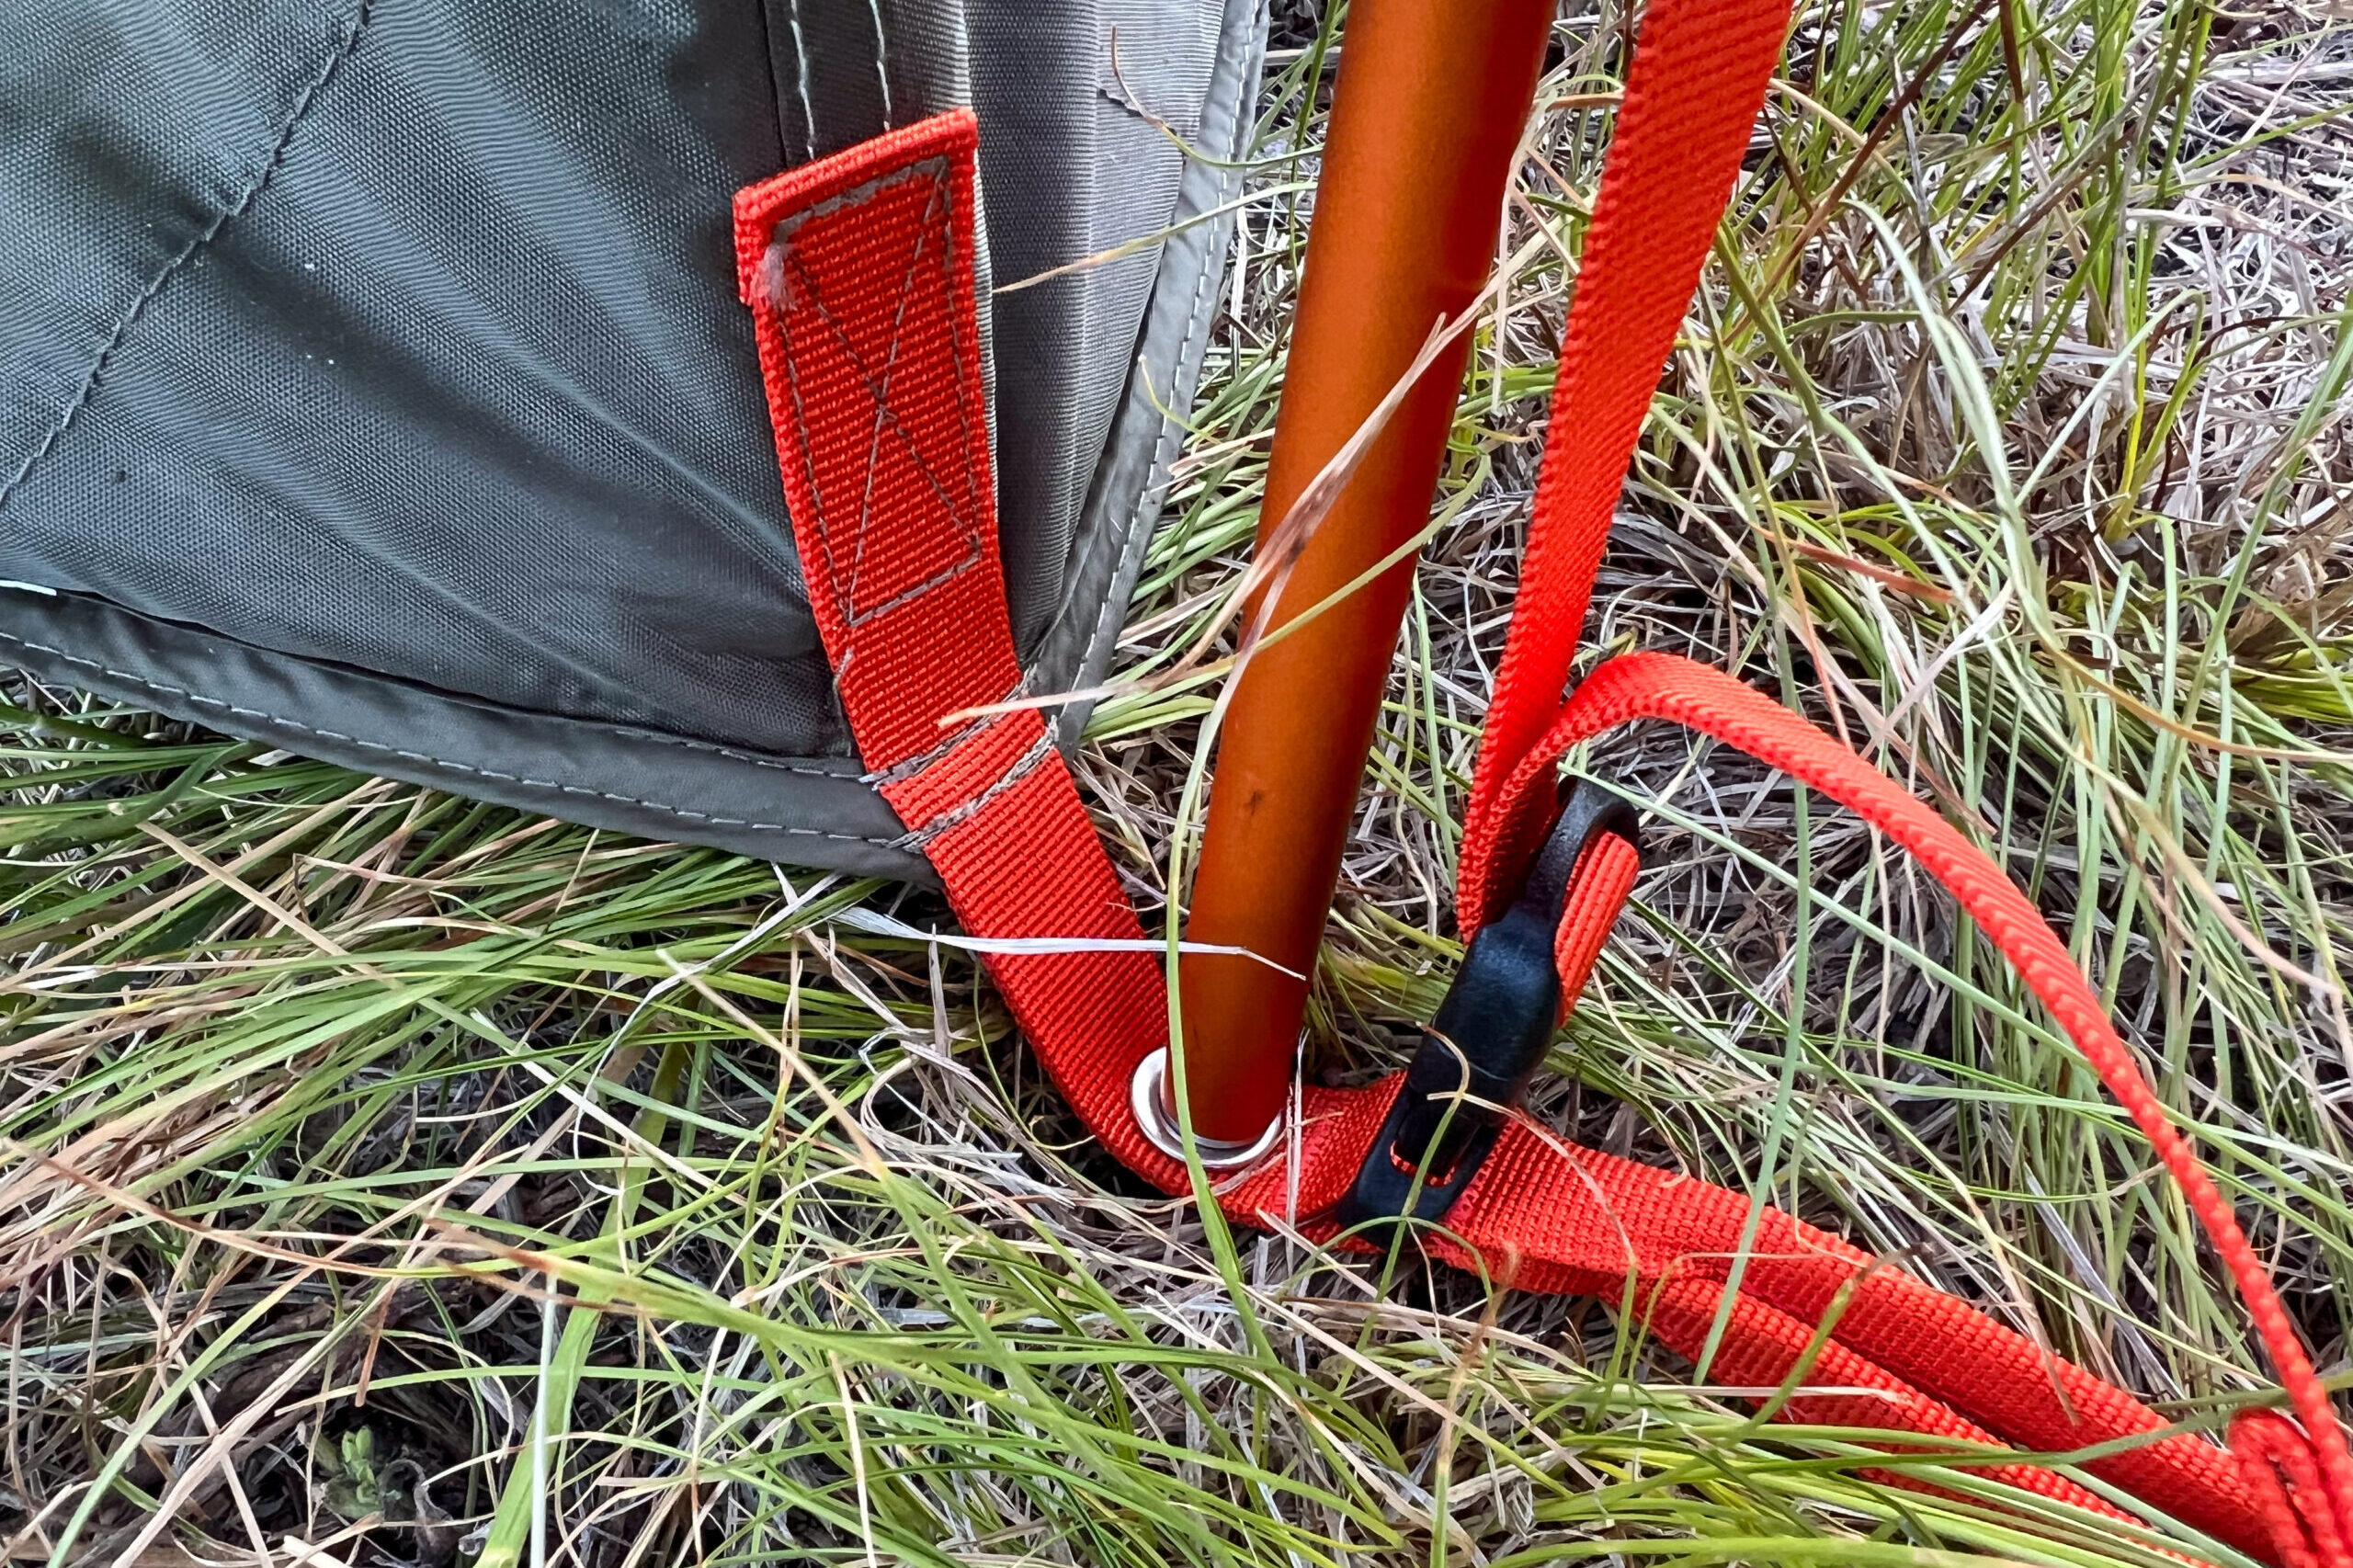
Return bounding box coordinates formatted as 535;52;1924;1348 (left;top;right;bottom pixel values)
317;1426;383;1522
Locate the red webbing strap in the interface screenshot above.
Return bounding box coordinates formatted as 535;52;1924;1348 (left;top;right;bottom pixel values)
733;111;1174;1178
733;77;2335;1568
1446;653;2313;1557
1457;0;1792;928
1444;0;2351;1551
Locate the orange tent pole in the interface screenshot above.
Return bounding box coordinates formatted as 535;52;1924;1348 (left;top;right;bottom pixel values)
1175;0;1556;1144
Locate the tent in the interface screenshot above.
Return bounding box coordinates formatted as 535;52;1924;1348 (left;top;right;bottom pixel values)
1;0;1261;877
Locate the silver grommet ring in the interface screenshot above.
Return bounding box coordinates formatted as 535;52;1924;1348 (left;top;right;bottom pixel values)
1128;1047;1284;1170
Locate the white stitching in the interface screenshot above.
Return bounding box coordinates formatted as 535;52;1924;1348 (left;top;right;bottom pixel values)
845;166;945;613
784;0;817;163
866;0;893;129
0;629;898;847
891;725;1059;849
766;158;988;633
0;0;373;511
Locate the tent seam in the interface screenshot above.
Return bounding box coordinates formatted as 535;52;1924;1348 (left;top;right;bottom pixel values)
0;0;374;511
1052;0;1261;745
1069;121;1228;721
0;629;897;847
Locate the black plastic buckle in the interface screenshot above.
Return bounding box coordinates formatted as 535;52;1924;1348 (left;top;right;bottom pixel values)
1333;778;1638;1242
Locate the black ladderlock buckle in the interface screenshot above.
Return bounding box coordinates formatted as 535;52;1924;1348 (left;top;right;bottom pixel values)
1333;778;1639;1242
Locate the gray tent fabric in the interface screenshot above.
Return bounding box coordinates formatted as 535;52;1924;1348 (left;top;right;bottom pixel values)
0;0;1265;880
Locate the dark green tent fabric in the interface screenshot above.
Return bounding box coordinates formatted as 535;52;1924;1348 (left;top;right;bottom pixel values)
0;0;1265;878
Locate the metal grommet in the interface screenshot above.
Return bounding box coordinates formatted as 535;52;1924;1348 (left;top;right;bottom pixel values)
1128;1047;1284;1170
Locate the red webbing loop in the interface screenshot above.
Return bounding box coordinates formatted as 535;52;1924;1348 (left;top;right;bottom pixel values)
1458;0;1792;929
2237;1411;2353;1568
1440;0;2353;1548
732;112;1017;774
1449;653;2340;1558
733;108;1175;1182
1552;832;1637;1014
729;4;2347;1547
1485;656;2353;1535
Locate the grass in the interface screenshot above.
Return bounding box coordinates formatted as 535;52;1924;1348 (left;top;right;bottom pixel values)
2;0;2349;1563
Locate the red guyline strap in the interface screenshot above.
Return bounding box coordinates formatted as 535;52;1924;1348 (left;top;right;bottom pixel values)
1449;0;2350;1551
735;109;1183;1182
1483;652;2353;1562
1458;0;1792;928
732;87;2339;1568
733;112;1019;777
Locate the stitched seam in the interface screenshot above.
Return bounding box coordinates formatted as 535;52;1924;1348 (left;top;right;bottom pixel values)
931;161;990;572
866;677;1028;785
777;225;983;628
784;0;816;162
602;726;854;779
891;727;1058;848
793;221;985;622
0;605;858;783
0;629;898;847
1069;183;1224;712
766;157;986;632
762;151;949;234
843;176;937;614
0;0;373;510
768;161;950;633
865;0;892;126
1065;9;1249;710
1090;233;1223;671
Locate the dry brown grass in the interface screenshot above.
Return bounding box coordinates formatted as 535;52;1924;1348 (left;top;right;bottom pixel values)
2;2;2350;1563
